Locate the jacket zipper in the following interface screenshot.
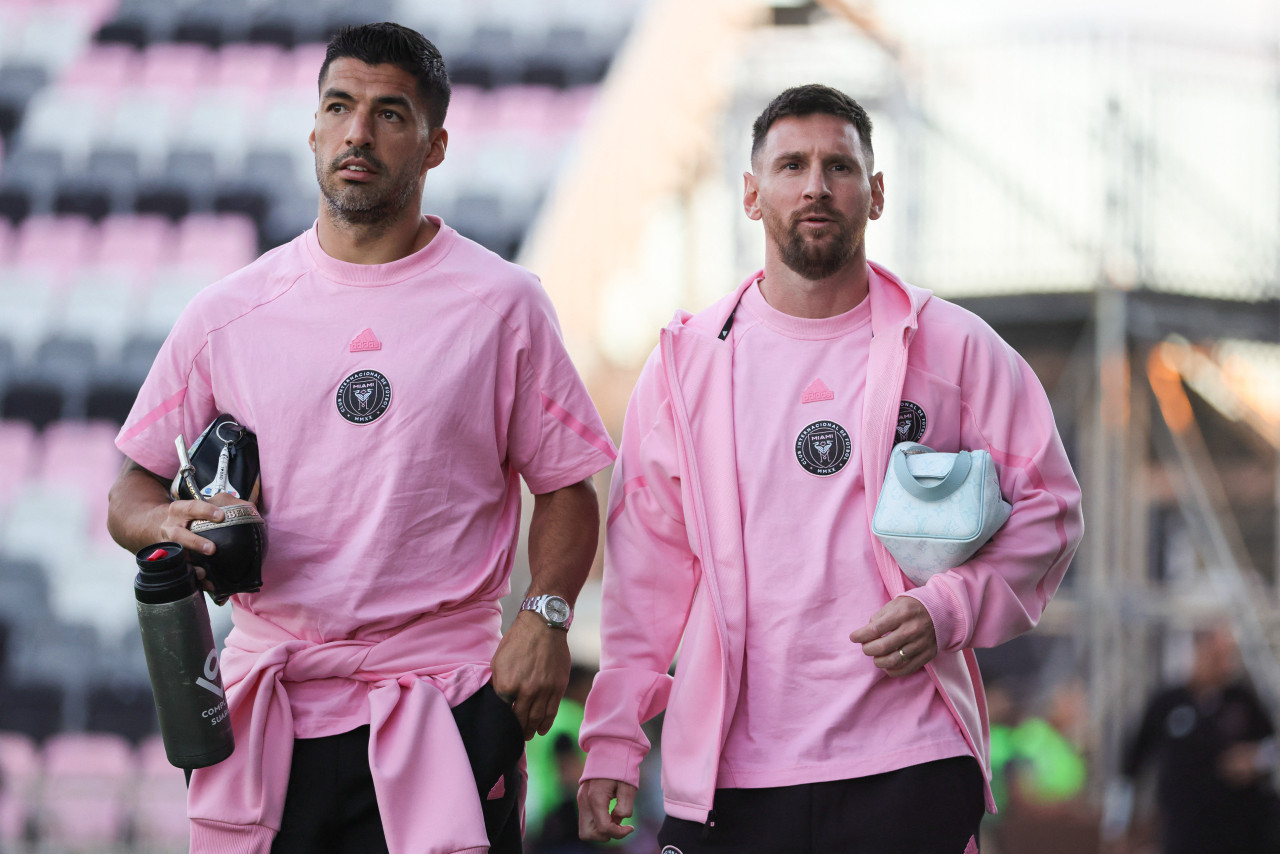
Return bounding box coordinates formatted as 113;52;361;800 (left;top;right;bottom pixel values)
659;327;734;820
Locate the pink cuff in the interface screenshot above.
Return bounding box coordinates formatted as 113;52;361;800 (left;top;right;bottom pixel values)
581;737;648;789
190;819;277;854
904;579;970;653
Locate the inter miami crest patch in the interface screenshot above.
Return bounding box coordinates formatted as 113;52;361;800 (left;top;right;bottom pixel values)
336;370;392;424
895;400;927;445
795;420;852;476
661;848;685;854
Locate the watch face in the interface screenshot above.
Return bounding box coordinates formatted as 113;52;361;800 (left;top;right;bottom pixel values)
544;597;571;625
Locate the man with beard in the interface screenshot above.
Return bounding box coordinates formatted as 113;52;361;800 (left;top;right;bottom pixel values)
577;85;1082;852
107;22;615;854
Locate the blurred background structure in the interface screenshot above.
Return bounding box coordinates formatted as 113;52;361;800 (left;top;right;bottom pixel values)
0;0;1277;851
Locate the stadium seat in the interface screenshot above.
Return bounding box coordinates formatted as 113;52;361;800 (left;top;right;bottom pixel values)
38;731;136;849
0;188;30;225
39;419;121;494
0;147;64;220
60;271;137;355
452;192;520;259
0;380;66;431
259;90;316;153
172;10;227;49
246;15;299;50
93;212;172;279
133;734;190;848
0;554;54;634
139;265;213;338
0;419;37;503
0;336;16;389
0;682;63;742
216;42;287;95
0;266;59;356
82;146;143;213
116;332;164;383
53;175;114;221
87;682;159;744
174;94;251;170
7;10;96;73
33;333;98;387
60;41;140;93
0;63;49;117
16;89;104;166
157;147;221;211
138;41;215;94
94;92;177;174
175;212;260;274
0;730;39;848
0;482;90;567
111;0;180;37
262;195;317;252
13;214;96;285
94;15;151;50
85;375;142;426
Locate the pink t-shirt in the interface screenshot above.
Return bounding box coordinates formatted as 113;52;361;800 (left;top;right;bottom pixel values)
117;217;615;737
718;279;968;788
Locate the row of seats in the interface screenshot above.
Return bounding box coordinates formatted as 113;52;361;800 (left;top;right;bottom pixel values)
0;548;232;718
0;352;149;428
8;62;595;179
0;730;186;851
0;213;250;363
0;419;123;505
0;213;256;285
89;0;631;61
96;16;617;90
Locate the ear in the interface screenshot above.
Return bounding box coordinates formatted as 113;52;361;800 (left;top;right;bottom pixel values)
868;172;885;221
422;127;448;174
743;171;762;221
308;124;317;153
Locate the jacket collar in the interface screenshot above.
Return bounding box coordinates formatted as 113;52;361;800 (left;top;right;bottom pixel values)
669;262;932;341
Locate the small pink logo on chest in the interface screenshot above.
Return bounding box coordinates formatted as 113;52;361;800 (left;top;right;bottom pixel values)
349;328;382;352
801;378;834;403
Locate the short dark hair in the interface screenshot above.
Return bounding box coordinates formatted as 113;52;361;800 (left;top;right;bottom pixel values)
319;22;451;130
751;84;873;168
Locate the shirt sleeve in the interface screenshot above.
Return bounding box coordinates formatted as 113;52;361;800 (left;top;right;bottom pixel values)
115;295;221;479
505;280;616;494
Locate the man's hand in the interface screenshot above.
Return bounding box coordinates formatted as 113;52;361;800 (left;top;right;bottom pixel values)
578;778;636;841
1220;742;1266;787
849;595;938;676
490;610;571;739
161;492;258;590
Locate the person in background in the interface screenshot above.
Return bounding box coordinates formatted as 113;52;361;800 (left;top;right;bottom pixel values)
526;664;596;838
106;22;614;854
1114;625;1280;854
577;83;1083;853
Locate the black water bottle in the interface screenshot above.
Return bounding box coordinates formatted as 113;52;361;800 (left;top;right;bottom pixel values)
134;542;235;768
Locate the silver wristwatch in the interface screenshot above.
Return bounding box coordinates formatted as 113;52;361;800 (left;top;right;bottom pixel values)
520;594;573;630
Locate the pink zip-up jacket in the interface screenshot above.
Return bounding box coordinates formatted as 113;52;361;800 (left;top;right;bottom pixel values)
580;262;1083;823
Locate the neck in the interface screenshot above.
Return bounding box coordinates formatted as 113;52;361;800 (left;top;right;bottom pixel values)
315;206;437;265
759;249;870;319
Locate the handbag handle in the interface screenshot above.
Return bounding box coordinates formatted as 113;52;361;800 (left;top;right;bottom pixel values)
892;445;973;501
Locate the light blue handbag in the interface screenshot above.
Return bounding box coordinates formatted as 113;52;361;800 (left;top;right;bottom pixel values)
871;442;1011;585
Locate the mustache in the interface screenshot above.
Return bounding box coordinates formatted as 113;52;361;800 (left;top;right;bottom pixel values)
329;148;385;173
791;205;843;225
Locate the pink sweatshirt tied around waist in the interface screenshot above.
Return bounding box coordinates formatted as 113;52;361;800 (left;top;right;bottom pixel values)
187;605;499;854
